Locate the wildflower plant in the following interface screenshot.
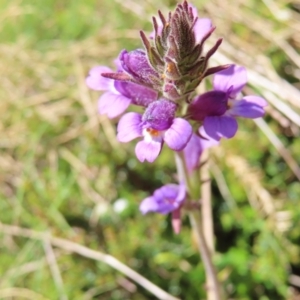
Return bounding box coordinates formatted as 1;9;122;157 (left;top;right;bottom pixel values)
86;1;266;298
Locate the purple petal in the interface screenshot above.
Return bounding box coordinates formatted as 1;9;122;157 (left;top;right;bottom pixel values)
175;182;186;203
228;96;267;118
140;184;186;215
139;197;159;214
140;195;172;215
164;118;192;151
194;18;213;43
153;184;185;214
243;95;268;107
204;116;238;140
98;92;131;119
142;100;177;130
213;65;247;98
183;133;203;172
135;140;162;163
183;130;219;173
198;127;220;148
188;91;228;121
120;49;159;86
155;203;177;214
117;112;143;142
86;66;114;91
113;57;123;72
154;184;178;201
114;81;158;107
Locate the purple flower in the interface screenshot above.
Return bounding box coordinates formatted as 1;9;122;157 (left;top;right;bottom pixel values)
183;128;219;173
86;65;158;118
120;49;160;88
140;183;186;214
188;65;267;140
117;99;192;162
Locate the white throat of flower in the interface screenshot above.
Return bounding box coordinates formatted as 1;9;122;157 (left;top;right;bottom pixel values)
142;128;165;143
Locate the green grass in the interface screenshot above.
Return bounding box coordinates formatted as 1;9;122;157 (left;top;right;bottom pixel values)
1;0;300;299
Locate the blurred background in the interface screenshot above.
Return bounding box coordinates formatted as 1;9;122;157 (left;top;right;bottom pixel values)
0;0;300;299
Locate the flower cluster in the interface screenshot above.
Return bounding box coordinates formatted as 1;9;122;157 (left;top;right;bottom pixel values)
86;1;266;225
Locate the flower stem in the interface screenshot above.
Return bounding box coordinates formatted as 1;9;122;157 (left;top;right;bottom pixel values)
200;149;214;253
174;152;223;300
200;149;218;300
189;211;222;300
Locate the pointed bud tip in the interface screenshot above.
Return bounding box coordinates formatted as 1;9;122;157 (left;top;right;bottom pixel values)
206;38;223;60
101;72;132;82
200;26;217;45
216;37;223;45
171;207;182;235
172;218;181;235
204;64;231;77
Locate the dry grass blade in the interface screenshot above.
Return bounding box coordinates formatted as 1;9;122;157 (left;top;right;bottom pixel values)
43;240;68;300
210;158;236;208
0;287;51;300
254;118;300;181
1;259;46;282
213;148;292;233
224;151;276;214
200;150;217;300
0;223;180;300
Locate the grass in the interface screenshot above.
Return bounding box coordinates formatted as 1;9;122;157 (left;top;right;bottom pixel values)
0;0;300;299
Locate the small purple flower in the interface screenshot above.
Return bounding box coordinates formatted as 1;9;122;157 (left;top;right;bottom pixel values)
140;182;186;214
188;65;267;140
86;64;158;118
117;99;192;163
